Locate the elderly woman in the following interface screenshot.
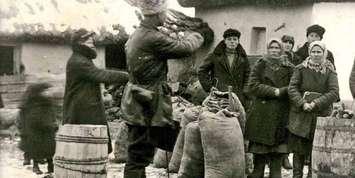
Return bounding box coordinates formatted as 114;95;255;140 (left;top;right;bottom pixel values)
288;41;339;178
246;39;294;178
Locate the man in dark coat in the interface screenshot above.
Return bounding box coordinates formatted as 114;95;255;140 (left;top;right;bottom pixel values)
198;28;250;108
350;58;355;98
120;1;204;176
295;24;335;66
63;29;129;153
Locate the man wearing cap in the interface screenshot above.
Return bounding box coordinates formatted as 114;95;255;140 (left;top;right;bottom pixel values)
63;28;129;152
198;28;250;108
295;24;335;66
121;0;204;177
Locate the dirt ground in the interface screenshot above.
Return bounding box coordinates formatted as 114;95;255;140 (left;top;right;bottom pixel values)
0;137;308;178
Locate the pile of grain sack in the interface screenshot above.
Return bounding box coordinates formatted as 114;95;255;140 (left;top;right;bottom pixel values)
113;88;249;178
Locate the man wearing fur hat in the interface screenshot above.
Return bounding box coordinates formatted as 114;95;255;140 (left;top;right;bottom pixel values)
198;28;250;108
295;24;335;66
63;29;129;152
121;0;204;177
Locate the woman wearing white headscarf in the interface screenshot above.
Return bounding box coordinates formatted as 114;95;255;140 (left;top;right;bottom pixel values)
288;41;339;178
246;39;294;178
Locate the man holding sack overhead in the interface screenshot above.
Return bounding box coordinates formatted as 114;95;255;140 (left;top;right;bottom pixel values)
121;0;204;177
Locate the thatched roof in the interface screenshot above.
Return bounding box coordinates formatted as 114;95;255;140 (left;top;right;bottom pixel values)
178;0;355;8
0;0;131;45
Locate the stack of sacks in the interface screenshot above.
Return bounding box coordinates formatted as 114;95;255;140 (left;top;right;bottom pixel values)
173;88;246;178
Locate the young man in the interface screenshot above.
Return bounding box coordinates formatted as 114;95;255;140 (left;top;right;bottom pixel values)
295;24;335;66
198;28;250;108
121;0;204;177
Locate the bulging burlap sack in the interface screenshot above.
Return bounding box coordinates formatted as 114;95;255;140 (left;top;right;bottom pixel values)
199;110;245;178
177;121;204;178
113;121;129;163
153;149;173;168
169;106;201;173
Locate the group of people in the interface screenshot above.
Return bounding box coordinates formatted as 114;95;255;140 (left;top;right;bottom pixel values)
197;24;339;178
12;0;343;177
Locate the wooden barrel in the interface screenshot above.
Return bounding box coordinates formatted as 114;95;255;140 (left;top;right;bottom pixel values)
312;117;355;178
54;124;108;178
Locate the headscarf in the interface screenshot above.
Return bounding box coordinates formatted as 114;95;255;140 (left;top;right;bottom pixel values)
264;38;293;70
302;41;334;74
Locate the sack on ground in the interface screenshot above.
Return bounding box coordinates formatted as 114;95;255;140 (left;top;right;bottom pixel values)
153;149;172;168
177;121;204;178
202;89;246;134
199;110;245;178
113;121;129;163
169;106;201;173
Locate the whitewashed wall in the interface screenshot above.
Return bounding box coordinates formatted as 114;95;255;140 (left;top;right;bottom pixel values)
312;2;355;100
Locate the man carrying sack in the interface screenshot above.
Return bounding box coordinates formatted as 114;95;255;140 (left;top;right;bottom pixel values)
121;0;204;177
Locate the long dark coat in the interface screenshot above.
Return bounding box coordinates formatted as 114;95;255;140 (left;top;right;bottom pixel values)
296;42;335;66
63;45;128;125
349;58;355;98
0;94;3;108
288;62;339;140
285;51;302;66
18;83;58;159
198;41;250;106
121;20;203;128
245;57;294;146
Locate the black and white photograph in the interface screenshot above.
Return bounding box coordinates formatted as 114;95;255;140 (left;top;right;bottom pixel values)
0;0;355;177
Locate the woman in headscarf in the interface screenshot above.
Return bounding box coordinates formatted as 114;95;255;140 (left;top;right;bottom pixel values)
18;82;58;175
288;41;339;178
246;39;294;178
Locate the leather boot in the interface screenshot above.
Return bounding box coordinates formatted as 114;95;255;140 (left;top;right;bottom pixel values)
293;154;305;178
33;160;43;175
23;152;31;165
269;153;282;178
248;154;267;178
306;158;312;178
47;158;54;173
282;154;293;170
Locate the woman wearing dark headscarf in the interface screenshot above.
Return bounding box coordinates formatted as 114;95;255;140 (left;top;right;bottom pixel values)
18;83;58;174
246;39;294;178
288;41;339;178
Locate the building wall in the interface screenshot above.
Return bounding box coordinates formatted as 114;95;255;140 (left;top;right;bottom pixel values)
196;4;313;55
0;43;106;108
312;2;355;100
21;43;105;75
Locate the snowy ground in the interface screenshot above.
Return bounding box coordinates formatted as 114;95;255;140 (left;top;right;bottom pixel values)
0;137;308;178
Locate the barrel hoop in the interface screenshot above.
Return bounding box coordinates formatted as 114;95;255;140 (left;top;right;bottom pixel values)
313;146;355;154
56;134;108;144
54;162;107;175
54;156;108;164
316;126;355;132
312;169;352;178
